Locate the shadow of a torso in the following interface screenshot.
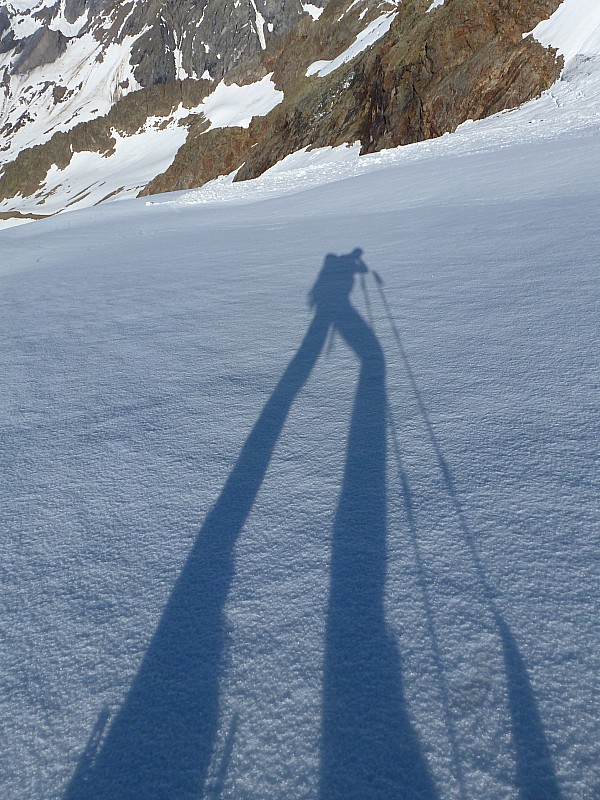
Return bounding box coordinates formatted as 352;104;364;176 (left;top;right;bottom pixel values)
64;251;438;800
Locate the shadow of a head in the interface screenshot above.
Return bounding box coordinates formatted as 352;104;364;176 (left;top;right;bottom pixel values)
308;248;368;311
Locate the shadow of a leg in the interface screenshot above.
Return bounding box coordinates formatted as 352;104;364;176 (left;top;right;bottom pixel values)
65;314;330;800
496;615;563;800
320;306;439;800
374;278;562;800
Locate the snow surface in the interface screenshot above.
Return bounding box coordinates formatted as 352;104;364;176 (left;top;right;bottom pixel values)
529;0;600;64
16;123;190;214
427;0;446;11
302;3;324;21
1;7;599;796
4;0;50;14
199;74;283;130
1;75;599;800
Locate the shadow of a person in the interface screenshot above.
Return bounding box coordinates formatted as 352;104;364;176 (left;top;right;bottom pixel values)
64;250;436;800
316;253;439;800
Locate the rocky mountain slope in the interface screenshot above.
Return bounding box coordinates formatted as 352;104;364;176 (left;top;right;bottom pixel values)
0;0;314;154
0;0;564;221
146;0;563;193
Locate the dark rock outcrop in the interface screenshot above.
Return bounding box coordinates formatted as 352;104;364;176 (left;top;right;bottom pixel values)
13;26;70;74
140;126;255;196
0;8;15;54
64;0;92;24
95;0;327;87
0;8;10;38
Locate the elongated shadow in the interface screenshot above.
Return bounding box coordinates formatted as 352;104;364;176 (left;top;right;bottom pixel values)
65;288;332;799
373;273;562;800
66;250;438;800
319;264;438;798
387;406;468;800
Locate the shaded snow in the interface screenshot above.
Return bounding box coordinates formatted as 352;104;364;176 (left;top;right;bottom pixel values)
1;23;600;800
0;121;598;800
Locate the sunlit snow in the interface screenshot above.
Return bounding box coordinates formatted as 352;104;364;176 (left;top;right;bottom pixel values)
306;11;397;77
199;74;283;130
528;0;600;63
302;3;324;21
0;4;599;800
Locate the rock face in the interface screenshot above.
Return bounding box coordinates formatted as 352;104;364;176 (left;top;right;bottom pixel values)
125;0;311;86
1;0;316;86
144;0;563;193
0;0;564;213
13;26;69;74
0;0;325;159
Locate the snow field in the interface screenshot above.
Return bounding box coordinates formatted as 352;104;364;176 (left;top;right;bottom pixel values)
199;74;284;130
0;2;599;798
1;126;598;798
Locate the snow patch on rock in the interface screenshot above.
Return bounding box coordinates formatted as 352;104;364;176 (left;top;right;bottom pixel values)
199;73;284;130
302;3;323;21
306;11;397;77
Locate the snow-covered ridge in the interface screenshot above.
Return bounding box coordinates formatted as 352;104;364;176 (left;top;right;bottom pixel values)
0;73;284;220
162;44;600;213
529;0;600;64
166;0;600;210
